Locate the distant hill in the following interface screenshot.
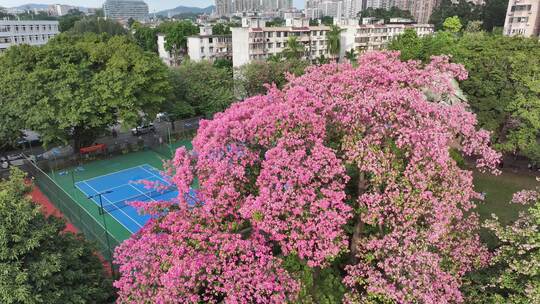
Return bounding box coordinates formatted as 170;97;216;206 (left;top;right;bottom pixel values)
10;3;50;10
155;5;214;17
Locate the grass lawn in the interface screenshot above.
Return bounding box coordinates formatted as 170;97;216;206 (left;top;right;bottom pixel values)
473;169;538;248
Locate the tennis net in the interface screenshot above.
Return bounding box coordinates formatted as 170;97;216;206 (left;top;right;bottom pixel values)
100;184;177;214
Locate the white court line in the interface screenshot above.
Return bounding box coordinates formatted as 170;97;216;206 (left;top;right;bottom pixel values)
79;165;148;184
139;165;172;186
83;181;143;232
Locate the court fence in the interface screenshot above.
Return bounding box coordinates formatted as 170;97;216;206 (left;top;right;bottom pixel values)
22;155;121;263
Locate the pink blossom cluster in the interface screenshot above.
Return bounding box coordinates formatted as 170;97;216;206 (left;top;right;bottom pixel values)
114;207;299;303
114;51;501;303
511;190;539;205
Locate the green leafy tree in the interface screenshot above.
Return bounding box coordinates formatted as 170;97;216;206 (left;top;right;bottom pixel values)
235;59;309;97
327;25;344;60
465;186;540;303
266;17;285;27
69;18;127;36
167;60;234;118
389;31;540;164
0;168;114;303
282;36;305;60
359;6;413;22
429;0;482;31
0;33;171;149
482;0;509;32
344;49;357;63
465;20;484;33
58;10;84;32
132;22;158;52
443;16;463;32
388;28;423;61
321;16;334;26
158;21;199;65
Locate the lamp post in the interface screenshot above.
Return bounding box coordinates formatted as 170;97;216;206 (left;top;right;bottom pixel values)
88;190;114;275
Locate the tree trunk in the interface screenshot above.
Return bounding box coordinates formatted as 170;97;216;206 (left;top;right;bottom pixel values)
350;171;368;262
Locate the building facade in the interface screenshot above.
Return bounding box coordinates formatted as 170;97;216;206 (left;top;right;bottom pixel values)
47;4;77;16
187;26;233;62
503;0;540;37
339;20;434;57
215;0;293;17
103;0;149;21
0;20;59;53
232;17;331;67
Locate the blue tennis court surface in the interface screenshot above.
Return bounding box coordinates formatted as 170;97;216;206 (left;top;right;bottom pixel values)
75;164;193;234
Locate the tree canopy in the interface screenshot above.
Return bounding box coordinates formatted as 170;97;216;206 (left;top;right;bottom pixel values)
389;32;540;163
158;21;199;65
235;59;309;98
164;60;235;119
359;6;413;22
0;168;114;303
0;33;171;149
69;18;127;36
429;0;507;32
114;52;501;303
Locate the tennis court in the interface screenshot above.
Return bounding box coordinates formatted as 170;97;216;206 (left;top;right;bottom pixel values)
75;164;194;234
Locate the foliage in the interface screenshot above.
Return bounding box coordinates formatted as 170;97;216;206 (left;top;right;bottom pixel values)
465;184;540;303
166;60;234;118
69;18;127;36
58;10;85;32
389;32;540;163
132;22;158;52
359;6;413;22
0;33;170;149
321;16;334;26
0;168;114;303
211;22;239;35
443;16;463;33
158;21;199;65
327;25;344;59
344;49;357;64
282;36;305;60
429;0;506;32
115;52;501;302
266;17;285;27
482;0;509;32
235;59;309;98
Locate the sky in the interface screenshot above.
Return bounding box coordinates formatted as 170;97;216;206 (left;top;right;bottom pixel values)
0;0;305;11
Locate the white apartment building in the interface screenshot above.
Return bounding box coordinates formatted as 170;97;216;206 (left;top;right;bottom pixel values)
187;26;233;62
232;17;331;67
339;20;434;58
0;20;59;53
503;0;540;37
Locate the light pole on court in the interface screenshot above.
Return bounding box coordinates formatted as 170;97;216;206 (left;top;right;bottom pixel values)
87;190;115;275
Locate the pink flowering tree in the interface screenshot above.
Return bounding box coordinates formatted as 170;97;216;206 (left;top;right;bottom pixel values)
114;51;501;303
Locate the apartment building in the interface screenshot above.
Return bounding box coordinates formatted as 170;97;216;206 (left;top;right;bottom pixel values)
187;26;233;62
503;0;540;37
232;17;331;67
215;0;293;17
339;20;434;57
0;20;59;53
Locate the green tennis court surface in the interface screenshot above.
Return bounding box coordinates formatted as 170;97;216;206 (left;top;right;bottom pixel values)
48;140;192;243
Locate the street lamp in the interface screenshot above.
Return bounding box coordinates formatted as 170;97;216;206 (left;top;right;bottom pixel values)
87;190;115;275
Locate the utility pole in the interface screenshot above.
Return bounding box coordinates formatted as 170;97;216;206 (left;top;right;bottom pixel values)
87;190;115;275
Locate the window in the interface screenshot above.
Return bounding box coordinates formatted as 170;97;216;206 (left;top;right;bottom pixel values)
209;37;213;43
277;32;281;37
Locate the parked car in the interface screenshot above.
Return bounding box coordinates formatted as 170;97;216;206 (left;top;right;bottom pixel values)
17;130;42;148
131;123;156;136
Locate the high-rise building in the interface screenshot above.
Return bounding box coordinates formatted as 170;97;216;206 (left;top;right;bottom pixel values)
503;0;540;37
103;0;149;21
215;0;293;16
408;0;438;24
48;4;78;16
0;20;59;53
